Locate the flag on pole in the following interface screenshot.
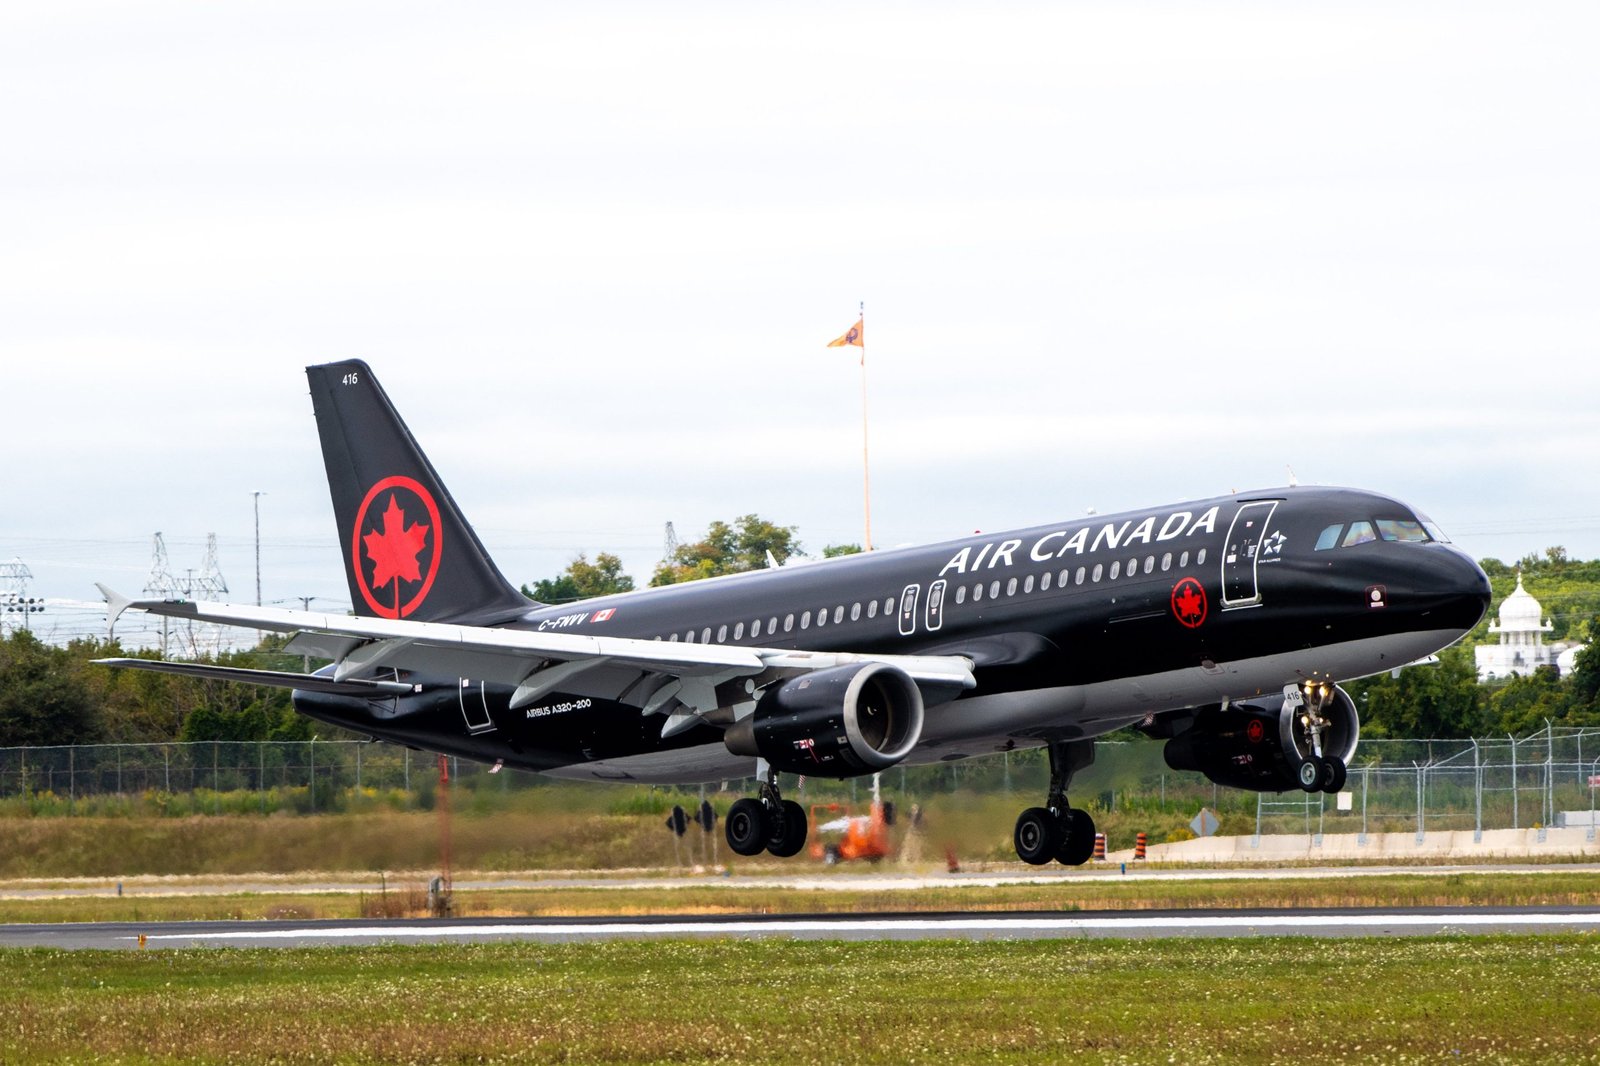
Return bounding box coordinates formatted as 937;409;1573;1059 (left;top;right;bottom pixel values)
827;319;864;348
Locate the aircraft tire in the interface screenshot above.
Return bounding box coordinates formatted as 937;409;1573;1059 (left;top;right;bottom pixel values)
767;799;808;858
726;798;770;856
1056;808;1096;866
1293;756;1321;792
1013;806;1060;865
1319;756;1348;794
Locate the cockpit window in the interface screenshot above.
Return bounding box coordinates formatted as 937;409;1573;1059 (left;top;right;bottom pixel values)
1376;518;1430;543
1417;513;1451;543
1315;524;1343;551
1342;521;1377;547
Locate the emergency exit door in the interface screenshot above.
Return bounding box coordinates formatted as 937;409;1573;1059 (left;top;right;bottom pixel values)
1221;501;1279;608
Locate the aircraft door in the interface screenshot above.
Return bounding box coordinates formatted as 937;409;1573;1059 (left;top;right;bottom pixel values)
924;579;947;632
898;584;920;636
459;678;496;734
1221;501;1279;608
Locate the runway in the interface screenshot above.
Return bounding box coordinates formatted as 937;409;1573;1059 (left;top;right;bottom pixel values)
5;906;1600;949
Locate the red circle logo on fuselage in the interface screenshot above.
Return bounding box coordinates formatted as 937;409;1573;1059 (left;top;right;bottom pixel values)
1171;577;1208;629
350;476;442;618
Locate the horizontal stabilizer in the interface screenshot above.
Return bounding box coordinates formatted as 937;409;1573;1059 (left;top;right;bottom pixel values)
92;658;416;697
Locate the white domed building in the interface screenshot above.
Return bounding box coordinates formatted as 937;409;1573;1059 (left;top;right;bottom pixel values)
1474;574;1573;681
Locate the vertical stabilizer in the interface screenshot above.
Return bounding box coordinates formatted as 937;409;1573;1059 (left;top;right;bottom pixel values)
306;360;531;623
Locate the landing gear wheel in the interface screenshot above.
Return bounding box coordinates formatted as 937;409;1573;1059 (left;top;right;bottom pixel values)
1294;757;1321;792
766;799;808;858
726;797;769;856
1014;806;1061;865
1056;808;1097;866
1318;756;1348;794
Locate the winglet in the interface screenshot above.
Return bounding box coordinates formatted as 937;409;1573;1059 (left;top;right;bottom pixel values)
97;584;133;633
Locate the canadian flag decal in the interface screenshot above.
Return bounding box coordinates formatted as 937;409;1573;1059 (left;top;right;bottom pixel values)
591;608;616;622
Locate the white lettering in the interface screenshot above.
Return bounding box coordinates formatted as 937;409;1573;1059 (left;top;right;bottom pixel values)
972;542;994;571
1157;511;1191;541
1091;520;1131;553
1189;506;1220;536
1030;531;1065;562
939;546;972;577
989;539;1021;568
1055;527;1090;557
1125;516;1156;546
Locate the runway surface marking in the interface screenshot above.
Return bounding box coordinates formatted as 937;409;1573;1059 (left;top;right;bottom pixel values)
133;910;1600;943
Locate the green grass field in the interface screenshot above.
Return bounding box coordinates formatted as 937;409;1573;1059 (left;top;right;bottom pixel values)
4;936;1598;1063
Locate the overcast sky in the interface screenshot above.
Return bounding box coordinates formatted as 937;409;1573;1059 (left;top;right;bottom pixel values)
3;2;1597;645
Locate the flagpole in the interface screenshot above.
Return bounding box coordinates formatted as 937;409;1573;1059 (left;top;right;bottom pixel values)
859;300;873;551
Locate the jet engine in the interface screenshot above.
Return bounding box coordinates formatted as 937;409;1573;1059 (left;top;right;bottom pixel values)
723;663;924;777
1163;683;1360;793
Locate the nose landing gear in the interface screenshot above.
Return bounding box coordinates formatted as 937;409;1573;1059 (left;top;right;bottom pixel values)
1296;681;1348;794
1013;739;1096;866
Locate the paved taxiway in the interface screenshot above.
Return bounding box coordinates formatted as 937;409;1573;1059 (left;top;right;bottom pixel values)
5;907;1600;949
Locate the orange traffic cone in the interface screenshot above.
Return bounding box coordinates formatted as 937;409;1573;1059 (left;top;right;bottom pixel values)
1134;831;1148;860
1092;833;1106;861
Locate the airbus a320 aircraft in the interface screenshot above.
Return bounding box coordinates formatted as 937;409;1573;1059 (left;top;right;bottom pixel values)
98;361;1491;864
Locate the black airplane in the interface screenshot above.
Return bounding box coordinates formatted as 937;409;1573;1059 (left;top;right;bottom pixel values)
98;360;1491;864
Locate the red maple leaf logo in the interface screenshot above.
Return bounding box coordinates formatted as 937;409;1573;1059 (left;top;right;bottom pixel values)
1171;577;1208;629
362;494;430;592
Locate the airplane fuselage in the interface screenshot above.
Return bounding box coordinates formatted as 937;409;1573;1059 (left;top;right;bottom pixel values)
294;485;1490;782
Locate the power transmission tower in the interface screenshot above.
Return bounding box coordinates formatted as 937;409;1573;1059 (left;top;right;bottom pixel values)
663;521;679;561
143;532;230;656
0;558;44;636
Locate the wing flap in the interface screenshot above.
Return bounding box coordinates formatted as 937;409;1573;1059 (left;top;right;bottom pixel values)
91;658;415;697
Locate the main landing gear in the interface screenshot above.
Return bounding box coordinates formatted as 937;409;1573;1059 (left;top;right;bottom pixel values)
725;764;808;858
1014;739;1096;866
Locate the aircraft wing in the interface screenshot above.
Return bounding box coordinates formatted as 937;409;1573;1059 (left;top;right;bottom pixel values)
97;587;975;723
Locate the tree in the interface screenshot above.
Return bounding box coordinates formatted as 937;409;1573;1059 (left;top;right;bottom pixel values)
523;552;636;603
822;543;864;558
1344;645;1485;738
650;515;801;585
0;630;104;747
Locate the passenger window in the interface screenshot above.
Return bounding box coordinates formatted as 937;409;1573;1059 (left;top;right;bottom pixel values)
834;605;844;624
716;625;727;643
1197;549;1207;565
751;619;761;638
1110;561;1121;579
770;616;779;633
867;601;878;619
973;583;984;602
1180;551;1190;568
989;580;1001;599
1092;564;1103;582
800;612;811;630
955;586;966;605
669;633;679;642
784;614;794;633
1040;572;1051;591
851;602;861;621
702;627;712;643
885;597;895;616
1075;566;1085;585
1161;552;1172;572
816;608;827;628
1024;575;1035;594
1343;522;1377;548
1144;556;1155;575
1006;577;1018;596
1315;524;1344;551
734;622;745;640
685;630;694;643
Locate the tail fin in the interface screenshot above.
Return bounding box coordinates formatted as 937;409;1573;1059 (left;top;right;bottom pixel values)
306;360;531;624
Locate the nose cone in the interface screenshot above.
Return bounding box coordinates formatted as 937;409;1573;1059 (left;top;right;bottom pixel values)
1426;545;1492;634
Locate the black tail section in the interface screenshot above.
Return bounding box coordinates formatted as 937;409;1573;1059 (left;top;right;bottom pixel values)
306;360;531;624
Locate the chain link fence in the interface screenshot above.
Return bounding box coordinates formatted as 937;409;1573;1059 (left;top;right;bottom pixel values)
4;727;1596;837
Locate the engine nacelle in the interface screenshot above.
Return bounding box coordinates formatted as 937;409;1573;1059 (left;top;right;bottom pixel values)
723;663;924;778
1163;684;1360;792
